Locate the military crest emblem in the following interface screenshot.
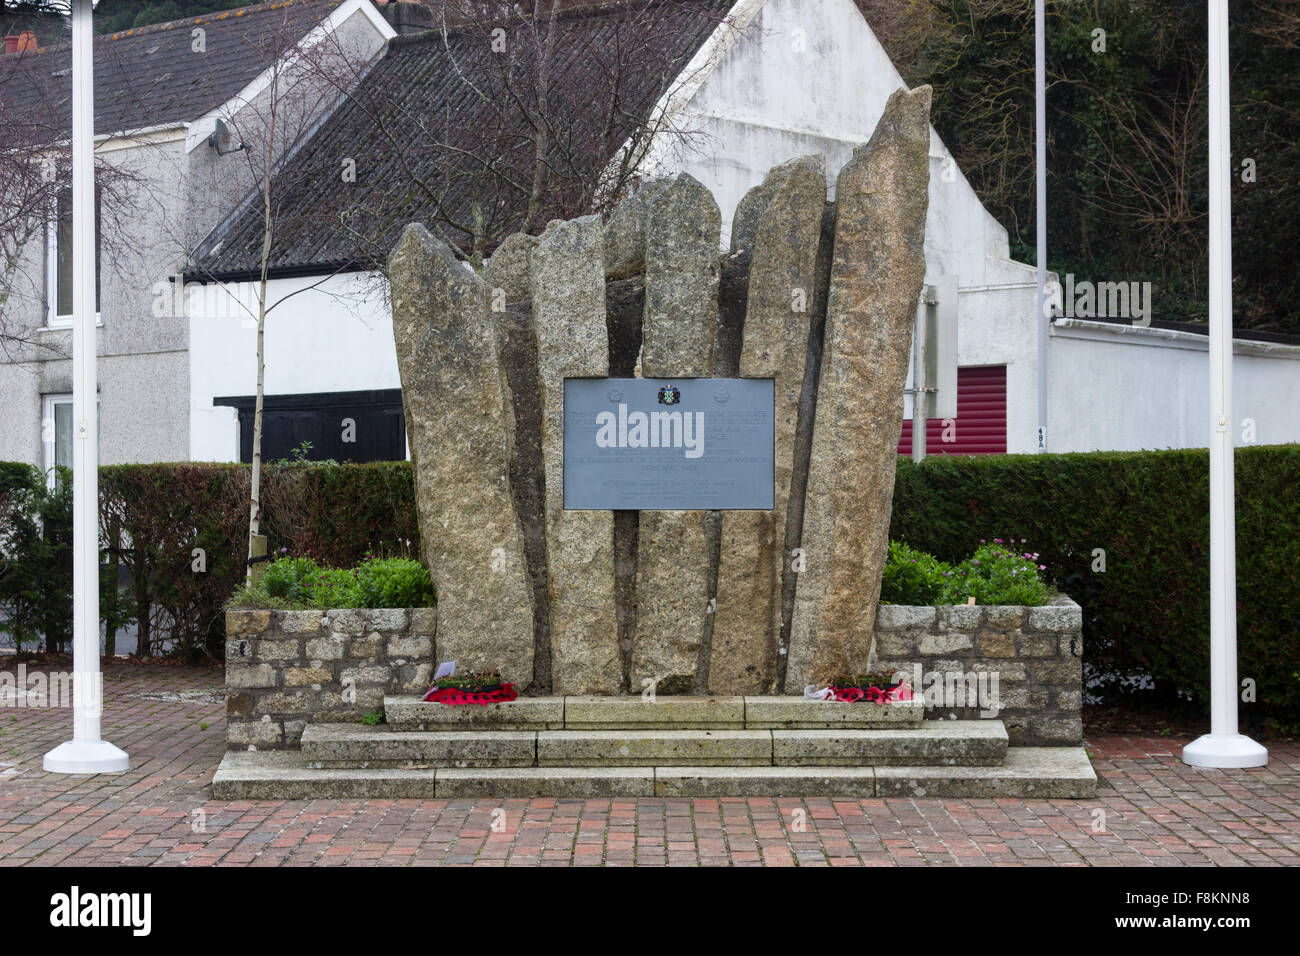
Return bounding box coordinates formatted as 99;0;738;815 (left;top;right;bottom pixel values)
657;385;681;406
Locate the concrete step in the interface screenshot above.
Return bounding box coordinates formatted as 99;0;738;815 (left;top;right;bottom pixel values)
537;729;771;766
383;696;563;730
300;723;535;768
299;720;1000;768
742;696;924;729
211;747;1096;800
873;747;1097;799
382;694;924;731
656;748;1096;798
773;721;1007;767
212;750;438;800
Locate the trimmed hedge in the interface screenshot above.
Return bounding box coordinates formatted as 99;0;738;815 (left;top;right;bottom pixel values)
96;461;418;657
0;462;72;652
890;445;1300;721
3;448;1297;721
1;463;129;653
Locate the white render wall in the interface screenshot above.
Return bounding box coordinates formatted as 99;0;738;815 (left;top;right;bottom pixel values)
187;272;399;461
648;0;1030;286
641;0;1046;452
1047;320;1300;452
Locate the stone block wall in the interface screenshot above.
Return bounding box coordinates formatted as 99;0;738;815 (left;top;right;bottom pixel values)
871;595;1083;745
225;608;437;750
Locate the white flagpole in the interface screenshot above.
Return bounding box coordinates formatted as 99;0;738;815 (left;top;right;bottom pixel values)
43;0;129;774
1182;0;1266;769
1034;0;1047;453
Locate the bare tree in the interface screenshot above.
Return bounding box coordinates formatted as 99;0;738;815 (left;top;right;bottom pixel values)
176;7;385;582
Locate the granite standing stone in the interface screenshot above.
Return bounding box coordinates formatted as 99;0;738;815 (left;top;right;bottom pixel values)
785;87;933;690
387;224;534;685
484;232;552;691
630;174;721;694
532;216;620;694
484;231;537;305
729;179;772;253
603;179;670;280
711;156;825;694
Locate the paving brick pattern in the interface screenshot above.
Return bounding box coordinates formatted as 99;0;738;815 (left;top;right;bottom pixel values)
0;662;1296;866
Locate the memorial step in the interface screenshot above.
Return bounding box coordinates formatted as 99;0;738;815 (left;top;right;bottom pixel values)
211;747;1097;800
382;694;924;731
772;721;1007;767
298;721;1004;768
300;724;536;768
538;729;771;766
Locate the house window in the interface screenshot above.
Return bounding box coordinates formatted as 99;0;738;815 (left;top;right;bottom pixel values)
42;393;98;483
42;393;73;479
46;185;101;327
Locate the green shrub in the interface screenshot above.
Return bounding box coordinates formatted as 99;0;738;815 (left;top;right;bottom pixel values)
253;555;356;609
879;538;1050;606
311;567;362;609
943;541;1050;607
262;555;328;605
0;463;129;653
234;554;433;610
879;540;948;605
223;584;294;610
355;556;434;609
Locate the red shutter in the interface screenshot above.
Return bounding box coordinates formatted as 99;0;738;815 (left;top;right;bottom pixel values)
898;364;1007;455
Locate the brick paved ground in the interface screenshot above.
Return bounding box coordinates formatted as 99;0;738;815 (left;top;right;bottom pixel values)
0;661;1296;866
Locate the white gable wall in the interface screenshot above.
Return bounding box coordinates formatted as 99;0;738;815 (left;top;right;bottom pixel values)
639;0;1044;451
188;272;399;461
644;0;1027;284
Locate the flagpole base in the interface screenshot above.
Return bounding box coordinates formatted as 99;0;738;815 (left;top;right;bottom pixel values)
1182;733;1268;768
43;739;129;774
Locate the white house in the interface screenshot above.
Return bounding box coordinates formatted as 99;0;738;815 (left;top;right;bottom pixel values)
186;0;1300;464
0;0;400;472
3;0;1295;473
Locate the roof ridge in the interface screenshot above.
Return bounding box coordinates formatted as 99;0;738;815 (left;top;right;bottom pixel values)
24;0;343;56
385;0;728;45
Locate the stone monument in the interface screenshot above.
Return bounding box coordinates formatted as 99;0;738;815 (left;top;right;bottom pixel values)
388;86;933;696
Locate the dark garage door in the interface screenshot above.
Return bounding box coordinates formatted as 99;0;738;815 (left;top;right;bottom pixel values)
214;389;406;463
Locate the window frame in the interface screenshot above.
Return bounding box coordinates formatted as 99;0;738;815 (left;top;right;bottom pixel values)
44;184;102;329
42;392;99;486
41;392;73;484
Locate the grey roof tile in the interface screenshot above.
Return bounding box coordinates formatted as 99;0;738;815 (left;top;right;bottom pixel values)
192;0;733;277
2;0;343;137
